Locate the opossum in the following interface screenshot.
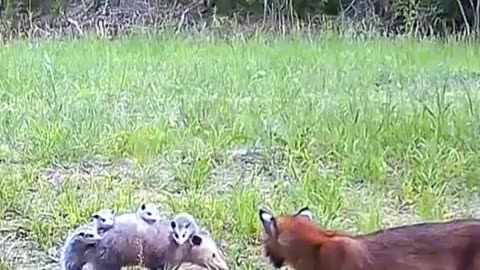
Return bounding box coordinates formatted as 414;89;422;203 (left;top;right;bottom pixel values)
83;202;165;269
59;225;102;270
91;208;116;235
164;229;229;270
114;202;162;225
169;213;201;245
86;216;228;270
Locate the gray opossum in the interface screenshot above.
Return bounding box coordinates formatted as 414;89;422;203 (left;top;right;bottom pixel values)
86;218;228;270
169;213;200;246
59;225;102;270
91;208;116;235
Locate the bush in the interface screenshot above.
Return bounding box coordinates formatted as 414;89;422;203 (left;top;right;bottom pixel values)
0;0;479;35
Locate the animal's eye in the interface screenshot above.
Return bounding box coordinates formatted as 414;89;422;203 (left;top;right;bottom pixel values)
146;211;151;216
101;218;106;222
174;232;179;238
78;232;85;237
212;253;216;258
85;233;93;238
185;223;190;228
182;233;186;238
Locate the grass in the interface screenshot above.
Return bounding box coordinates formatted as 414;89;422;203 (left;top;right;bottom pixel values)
0;32;480;268
0;259;11;270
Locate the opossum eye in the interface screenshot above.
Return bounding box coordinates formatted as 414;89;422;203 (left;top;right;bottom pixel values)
174;232;179;239
101;218;106;223
182;233;186;238
85;233;94;238
212;253;216;258
146;211;152;216
78;232;85;237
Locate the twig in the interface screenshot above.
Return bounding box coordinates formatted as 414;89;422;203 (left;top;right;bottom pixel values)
66;17;83;35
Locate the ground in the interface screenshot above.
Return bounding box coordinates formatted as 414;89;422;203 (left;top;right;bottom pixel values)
0;34;480;269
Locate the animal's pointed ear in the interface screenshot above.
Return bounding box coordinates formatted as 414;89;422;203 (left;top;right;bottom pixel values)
190;234;203;246
92;214;99;219
259;208;276;236
140;203;146;210
293;206;313;221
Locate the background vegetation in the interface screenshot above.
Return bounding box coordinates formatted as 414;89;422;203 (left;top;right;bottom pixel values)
0;33;480;269
1;0;480;269
0;0;479;37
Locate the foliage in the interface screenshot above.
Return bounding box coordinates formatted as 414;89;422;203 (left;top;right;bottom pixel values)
0;34;480;267
1;0;479;35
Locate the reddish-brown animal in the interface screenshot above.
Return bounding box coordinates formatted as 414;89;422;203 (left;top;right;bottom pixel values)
258;206;480;270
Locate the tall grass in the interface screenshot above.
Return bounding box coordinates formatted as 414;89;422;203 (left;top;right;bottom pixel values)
0;33;479;268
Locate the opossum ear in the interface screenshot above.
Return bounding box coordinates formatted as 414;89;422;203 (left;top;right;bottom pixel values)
293;206;312;221
259;208;276;237
190;234;203;246
170;221;176;229
199;227;210;236
140;203;146;211
92;214;100;219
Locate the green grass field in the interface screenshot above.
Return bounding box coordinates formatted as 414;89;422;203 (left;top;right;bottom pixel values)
1;33;480;269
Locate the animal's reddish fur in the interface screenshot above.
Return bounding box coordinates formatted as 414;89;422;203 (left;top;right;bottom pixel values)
261;211;480;270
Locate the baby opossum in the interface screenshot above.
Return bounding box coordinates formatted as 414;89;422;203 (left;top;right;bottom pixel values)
115;202;162;225
169;213;200;245
91;208;116;235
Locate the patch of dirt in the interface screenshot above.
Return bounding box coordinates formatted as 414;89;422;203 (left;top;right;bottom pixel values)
209;146;288;194
0;214;57;270
38;156;138;187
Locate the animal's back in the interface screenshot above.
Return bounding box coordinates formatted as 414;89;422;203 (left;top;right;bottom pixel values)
142;220;172;268
88;215;171;269
90;216;141;269
258;207;480;270
113;212;138;225
358;219;480;270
